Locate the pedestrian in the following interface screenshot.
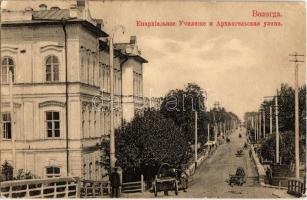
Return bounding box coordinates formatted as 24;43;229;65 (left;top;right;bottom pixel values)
110;167;121;198
176;167;188;192
249;149;252;158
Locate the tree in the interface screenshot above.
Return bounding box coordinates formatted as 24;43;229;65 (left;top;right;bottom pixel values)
259;131;305;164
115;110;191;181
1;161;13;181
160;83;206;143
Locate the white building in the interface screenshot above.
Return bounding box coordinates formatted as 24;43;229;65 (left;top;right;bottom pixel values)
0;1;147;181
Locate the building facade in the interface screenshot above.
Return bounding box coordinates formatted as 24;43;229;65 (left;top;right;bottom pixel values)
0;1;147;181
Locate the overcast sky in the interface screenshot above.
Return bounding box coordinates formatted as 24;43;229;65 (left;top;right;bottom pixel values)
2;0;306;119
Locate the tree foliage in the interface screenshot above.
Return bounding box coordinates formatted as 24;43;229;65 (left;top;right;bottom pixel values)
115;110;191;181
160;83;206;142
0;161;37;182
259;131;305;164
161;83;240;143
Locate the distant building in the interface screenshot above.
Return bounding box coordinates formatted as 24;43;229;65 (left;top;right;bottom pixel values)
0;1;147;181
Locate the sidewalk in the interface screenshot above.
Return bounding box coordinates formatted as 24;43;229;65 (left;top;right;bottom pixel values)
249;144;298;198
272;189;295;198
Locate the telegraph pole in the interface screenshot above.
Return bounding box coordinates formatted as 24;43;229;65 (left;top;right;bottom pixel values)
259;112;262;139
9;71;16;169
270;106;272;135
195;111;198;165
109;25;125;169
255;115;258;143
275;91;280;164
263;109;266;138
207;123;210;142
289;52;304;178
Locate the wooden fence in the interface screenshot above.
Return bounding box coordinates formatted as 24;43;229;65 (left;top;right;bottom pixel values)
121;174;145;193
80;179;110;197
0;177;79;198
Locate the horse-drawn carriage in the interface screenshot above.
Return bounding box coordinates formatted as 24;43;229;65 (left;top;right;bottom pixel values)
229;167;246;186
152;163;179;197
235;148;244;156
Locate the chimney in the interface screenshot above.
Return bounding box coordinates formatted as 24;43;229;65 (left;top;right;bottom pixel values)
39;4;47;11
50;6;60;10
77;0;86;8
96;19;103;30
130;36;136;44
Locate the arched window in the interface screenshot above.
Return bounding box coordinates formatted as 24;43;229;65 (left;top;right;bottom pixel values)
46;55;59;82
1;57;15;84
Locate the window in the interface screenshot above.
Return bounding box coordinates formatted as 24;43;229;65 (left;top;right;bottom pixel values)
82;109;85;138
2;113;12;139
89;162;92;179
83;164;87;179
46;56;59;82
93;60;95;85
1;57;14;84
46;111;60;138
46;166;61;178
88;110;91;137
102;69;105;90
81;56;84;83
94;111;96;136
87;58;90;84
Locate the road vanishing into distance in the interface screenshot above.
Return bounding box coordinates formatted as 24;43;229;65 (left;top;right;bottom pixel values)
124;128;284;198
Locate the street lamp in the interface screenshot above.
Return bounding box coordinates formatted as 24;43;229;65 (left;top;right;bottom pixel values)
109;25;125;169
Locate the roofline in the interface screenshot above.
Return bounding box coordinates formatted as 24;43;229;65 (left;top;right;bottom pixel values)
130;55;148;63
1;20;109;37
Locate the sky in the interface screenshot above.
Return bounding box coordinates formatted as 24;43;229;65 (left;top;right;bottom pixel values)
2;0;306;120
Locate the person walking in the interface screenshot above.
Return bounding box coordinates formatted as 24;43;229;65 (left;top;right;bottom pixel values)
110;167;121;198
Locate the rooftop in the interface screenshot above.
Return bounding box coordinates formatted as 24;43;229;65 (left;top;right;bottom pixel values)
1;2;107;37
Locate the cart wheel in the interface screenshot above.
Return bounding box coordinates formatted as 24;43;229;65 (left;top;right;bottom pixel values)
175;181;178;195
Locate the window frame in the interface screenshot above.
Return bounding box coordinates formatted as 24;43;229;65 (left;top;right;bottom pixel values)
2;112;12;140
45;111;61;139
45;55;60;82
1;56;15;84
45;166;61;178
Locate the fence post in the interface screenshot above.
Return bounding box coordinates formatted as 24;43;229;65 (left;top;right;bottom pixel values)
8;186;12;198
93;182;96;197
65;181;69;198
26;183;30;197
53;182;57;198
41;182;44;198
76;179;80;198
141;174;144;193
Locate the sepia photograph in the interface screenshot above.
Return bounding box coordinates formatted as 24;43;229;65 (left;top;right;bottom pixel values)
0;0;306;198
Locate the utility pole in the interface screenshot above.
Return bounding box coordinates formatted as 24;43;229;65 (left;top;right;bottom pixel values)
275;91;280;164
9;71;16;170
252;116;257;143
259;112;262;139
109;25;125;169
207;123;210;142
264;93;281;164
289;52;304;178
270;106;272;135
195;111;198;165
255;115;258;143
263;110;266;138
109;36;115;169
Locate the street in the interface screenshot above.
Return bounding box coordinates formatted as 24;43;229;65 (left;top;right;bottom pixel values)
124;127;285;198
